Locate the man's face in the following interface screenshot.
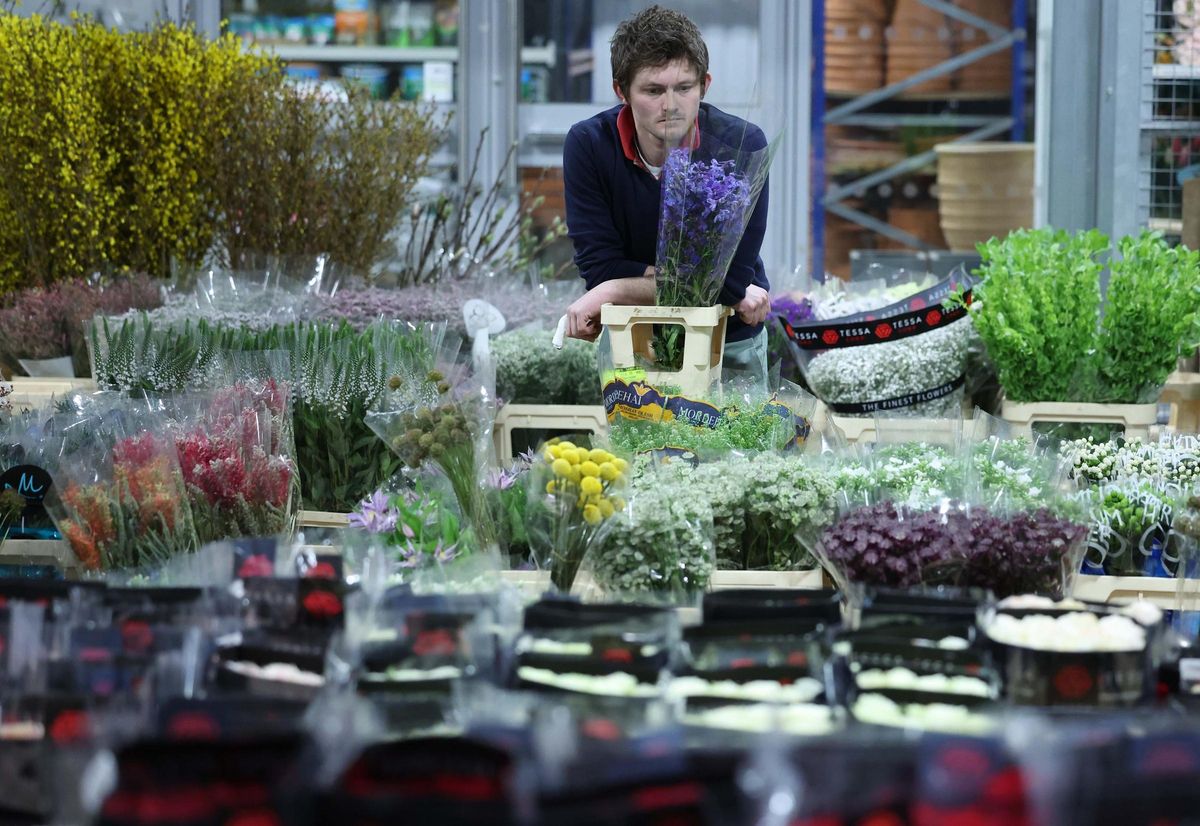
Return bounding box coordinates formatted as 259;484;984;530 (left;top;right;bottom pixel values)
618;58;709;147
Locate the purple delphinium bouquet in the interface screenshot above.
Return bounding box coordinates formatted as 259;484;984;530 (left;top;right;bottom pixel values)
818;501;1087;598
653;141;772;370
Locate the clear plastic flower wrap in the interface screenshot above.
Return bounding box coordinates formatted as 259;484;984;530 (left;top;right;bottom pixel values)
582;470;716;602
781;269;976;417
646;452;839;571
652;130;777;370
525;439;631;592
600;350;824;458
805;456;1090;598
158;379;298;544
365;383;500;556
42;406;199;572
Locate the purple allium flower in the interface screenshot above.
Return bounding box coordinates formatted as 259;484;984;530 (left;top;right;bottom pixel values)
348;489;400;534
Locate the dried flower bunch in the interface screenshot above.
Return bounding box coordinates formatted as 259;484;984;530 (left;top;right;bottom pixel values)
818;501;1087;597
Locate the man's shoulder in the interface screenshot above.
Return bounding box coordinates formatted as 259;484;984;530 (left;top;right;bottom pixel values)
567;104;624;144
699;103;767;150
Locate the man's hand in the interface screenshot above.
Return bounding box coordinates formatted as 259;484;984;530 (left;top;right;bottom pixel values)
734;284;771;326
566;282;612;341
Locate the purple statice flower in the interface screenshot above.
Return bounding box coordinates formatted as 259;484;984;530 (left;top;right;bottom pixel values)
348;489;400;534
655;149;755;310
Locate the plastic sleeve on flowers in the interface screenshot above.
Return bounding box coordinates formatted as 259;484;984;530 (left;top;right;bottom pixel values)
717;172;769;307
563;128;655;290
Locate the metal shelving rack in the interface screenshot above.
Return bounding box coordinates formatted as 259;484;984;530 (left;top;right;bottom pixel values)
1138;0;1200;238
809;0;1028;277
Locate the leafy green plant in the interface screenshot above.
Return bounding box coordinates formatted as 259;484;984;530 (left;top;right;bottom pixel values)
971;228;1106;403
1092;232;1200;402
493;330;599;405
973;229;1200;404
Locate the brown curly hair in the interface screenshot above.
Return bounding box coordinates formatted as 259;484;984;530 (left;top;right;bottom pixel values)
610;5;709;100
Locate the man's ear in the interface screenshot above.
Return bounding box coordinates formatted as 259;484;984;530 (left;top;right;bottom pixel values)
613;80;626;103
701;72;712;99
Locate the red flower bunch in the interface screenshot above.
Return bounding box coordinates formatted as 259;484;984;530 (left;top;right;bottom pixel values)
173;386;295;543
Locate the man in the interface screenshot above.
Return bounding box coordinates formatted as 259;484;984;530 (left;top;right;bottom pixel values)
561;5;771;380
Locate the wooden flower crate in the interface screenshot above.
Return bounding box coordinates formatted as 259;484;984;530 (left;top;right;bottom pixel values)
1000;400;1159;442
600;303;731;398
7;377;96;409
297;510;351;529
492;404;608;464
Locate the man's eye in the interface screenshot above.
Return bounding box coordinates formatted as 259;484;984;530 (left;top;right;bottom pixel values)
678;85;693;92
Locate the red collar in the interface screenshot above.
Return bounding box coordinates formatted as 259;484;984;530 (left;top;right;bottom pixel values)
616;105;700;171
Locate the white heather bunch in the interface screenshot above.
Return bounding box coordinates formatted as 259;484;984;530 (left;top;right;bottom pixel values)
591;482;715;595
805;317;969;417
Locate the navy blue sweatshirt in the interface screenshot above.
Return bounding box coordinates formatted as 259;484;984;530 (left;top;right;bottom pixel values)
562;102;769;342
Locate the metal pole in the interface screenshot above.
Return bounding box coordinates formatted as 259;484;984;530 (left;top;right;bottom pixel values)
810;0;826;280
1010;0;1028;140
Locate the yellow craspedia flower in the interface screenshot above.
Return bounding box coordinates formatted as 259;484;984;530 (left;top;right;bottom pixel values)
546;444;563;460
557;448;578;465
598;499;615;518
551;458;571;477
612;457;629;474
580;460;600;478
545;480;557;495
566;466;582;483
588;448;609;464
583;504;602;525
557;440;577;452
580;476;602;496
598;462;619;481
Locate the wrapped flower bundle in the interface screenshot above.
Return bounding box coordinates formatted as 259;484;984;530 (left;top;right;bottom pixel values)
172;380;297;544
815;501;1087;598
652;133;774;370
51;430;197;571
526;440;629;591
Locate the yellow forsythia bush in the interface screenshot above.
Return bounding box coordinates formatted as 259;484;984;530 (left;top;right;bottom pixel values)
0;14;444;289
0;14;271;289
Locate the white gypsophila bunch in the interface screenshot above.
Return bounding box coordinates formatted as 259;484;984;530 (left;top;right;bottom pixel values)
835;442;958;504
805;317;969;417
591;480;715;595
653;460;748;564
742;452;839;569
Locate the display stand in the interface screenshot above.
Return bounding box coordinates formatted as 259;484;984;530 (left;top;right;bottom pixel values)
1000;400;1158;441
493;404;608;464
600;304;730;398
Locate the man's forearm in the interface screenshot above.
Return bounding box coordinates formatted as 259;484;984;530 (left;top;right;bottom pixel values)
596;267;656;305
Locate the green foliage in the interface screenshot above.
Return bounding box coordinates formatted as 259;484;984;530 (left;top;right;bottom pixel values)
972;228;1200;404
1093;232;1200;402
971;228;1106;403
493;330;600;405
